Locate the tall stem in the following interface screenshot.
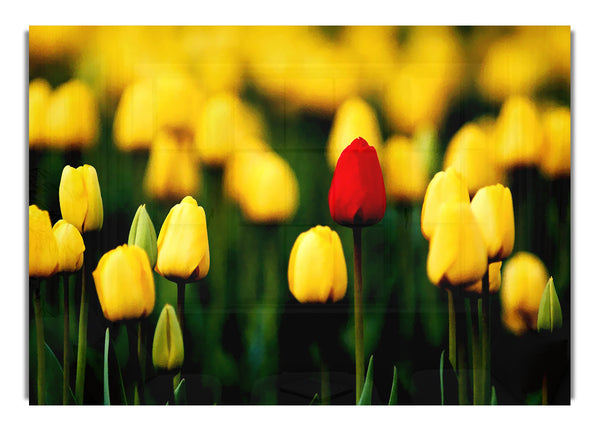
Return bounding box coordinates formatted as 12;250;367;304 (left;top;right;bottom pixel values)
134;320;145;405
33;278;45;405
471;297;482;405
353;227;364;404
453;289;468;405
177;281;186;334
481;268;490;404
63;274;70;405
447;290;456;371
75;262;88;404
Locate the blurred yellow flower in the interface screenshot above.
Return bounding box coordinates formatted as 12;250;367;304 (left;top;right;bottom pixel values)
382;135;428;203
470;184;515;262
500;251;548;335
539;106;571;178
113;79;156;151
493;96;543;169
29;79;52;149
156;196;210;282
426;201;488;288
421;167;470;241
52;220;85;273
443;123;505;196
144;131;201;202
288;225;347;303
59;164;104;233
29;205;59;278
223;138;271;204
29;26;89;64
92;244;155;322
327;97;383;169
464;261;502;295
46;80;99;150
152;304;184;371
195;92;265;166
237;151;299;224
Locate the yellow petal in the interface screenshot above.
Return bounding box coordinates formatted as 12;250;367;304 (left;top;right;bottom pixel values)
290;228;333;303
59;165;87;232
79;165;104;232
29;205;59;277
53;219;85;272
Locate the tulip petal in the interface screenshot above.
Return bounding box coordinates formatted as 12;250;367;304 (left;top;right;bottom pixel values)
291;230;332;303
330;229;348;302
53;219;85;272
29;205;59;277
79;165;104;232
59;166;88;232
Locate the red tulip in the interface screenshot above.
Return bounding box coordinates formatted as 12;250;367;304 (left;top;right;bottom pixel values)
328;137;386;227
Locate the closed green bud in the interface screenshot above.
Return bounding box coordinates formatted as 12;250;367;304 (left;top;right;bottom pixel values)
128;204;157;268
537;277;563;332
152;304;184;371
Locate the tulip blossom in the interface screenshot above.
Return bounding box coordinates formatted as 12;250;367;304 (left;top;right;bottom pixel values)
113;79;157;151
59;164;104;233
382;135;428;203
328;137;386;227
52;220;85;273
92;244;155;321
155;196;210;282
29;79;52;149
288;226;347;303
152;304;184;371
29;205;59;278
539;106;571;178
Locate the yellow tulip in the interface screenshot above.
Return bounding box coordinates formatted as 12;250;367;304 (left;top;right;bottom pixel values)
326;97;383;169
237;151;299;224
46;79;99;150
539;106;571;178
29;205;59;278
288;226;347;303
92;244;155;322
426;201;488;289
195;92;265;166
113;79;156;151
464;261;502;295
29;26;88;64
52;220;85;273
470;184;515;262
152;304;184;371
156;196;210;282
493;96;543;169
443;123;505;196
29;79;52;149
382;135;428;203
500;252;548;335
59;164;103;233
421;167;470;241
223;138;270;203
144;131;201;202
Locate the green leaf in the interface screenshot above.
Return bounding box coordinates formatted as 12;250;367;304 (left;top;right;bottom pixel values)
174;378;186;405
44;343;76;404
309;393;320;405
537;277;563;332
358;356;374;405
439;350;445;406
103;328;110;406
388;366;398;405
491;385;497;405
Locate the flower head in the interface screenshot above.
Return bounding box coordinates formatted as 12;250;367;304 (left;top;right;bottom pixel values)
59;164;103;233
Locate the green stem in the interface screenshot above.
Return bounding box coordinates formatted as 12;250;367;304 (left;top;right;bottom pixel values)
75;262;88;404
481;269;490;404
33;278;45;405
63;274;70;405
177;281;186;334
134;320;145;405
453;289;468;405
353;227;364;404
447;290;456;371
470;297;482;405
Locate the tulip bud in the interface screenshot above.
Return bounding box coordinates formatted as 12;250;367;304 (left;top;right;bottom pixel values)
113;79;156;151
152;304;184;371
464;261;502;295
238;150;299;224
470;184;515;262
92;244;155;322
326;98;383;169
29;78;52;149
382;135;428;203
493;96;543;169
156;196;210;282
443;123;505;196
329;137;386;227
539;106;571;178
29;205;59;278
537;277;563;332
421;167;470;241
59;164;104;233
500;252;548;335
143;130;201;202
288;226;347;303
46;79;99;150
52;220;85;273
426;201;488;288
128;204;158;268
